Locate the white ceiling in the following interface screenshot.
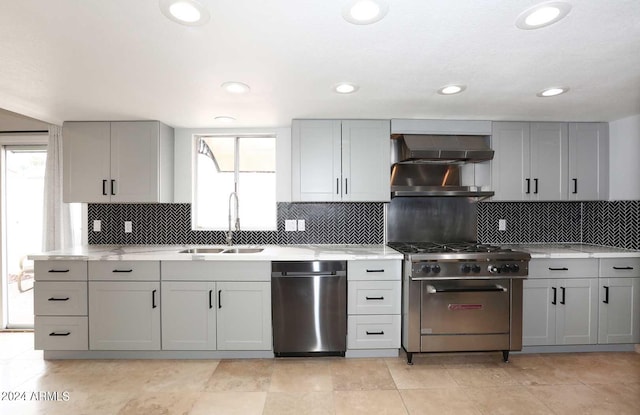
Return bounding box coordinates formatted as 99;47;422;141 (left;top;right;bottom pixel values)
1;0;639;128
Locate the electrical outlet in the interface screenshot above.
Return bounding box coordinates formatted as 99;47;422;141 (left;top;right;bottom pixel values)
124;221;133;233
297;219;306;231
93;220;101;232
498;219;507;231
285;219;297;232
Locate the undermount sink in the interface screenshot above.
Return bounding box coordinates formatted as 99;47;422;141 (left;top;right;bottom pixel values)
222;248;264;254
178;248;225;254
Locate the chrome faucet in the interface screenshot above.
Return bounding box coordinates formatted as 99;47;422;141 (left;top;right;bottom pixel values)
226;192;240;245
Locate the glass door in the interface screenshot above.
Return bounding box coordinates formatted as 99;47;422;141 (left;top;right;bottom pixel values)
3;145;47;328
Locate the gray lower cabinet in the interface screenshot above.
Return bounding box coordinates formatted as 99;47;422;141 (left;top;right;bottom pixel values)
598;258;640;344
88;281;161;350
523;277;598;346
160;280;271;351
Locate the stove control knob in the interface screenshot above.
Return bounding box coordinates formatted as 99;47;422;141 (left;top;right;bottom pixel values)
500;264;511;273
488;265;499;274
511;264;520;272
420;265;431;273
471;265;481;273
432;265;441;274
461;264;471;273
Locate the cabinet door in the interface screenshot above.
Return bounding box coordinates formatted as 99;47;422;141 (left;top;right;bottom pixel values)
161;281;216;350
89;281;160;350
341;120;390;202
598;277;640;344
110;121;160;202
292;120;342;201
522;279;556;345
530;122;568;200
555;278;598;345
63;121;111;203
216;281;271;350
568;123;609;200
491;122;530;200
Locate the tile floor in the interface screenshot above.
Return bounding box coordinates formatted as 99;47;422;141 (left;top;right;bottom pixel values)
1;332;639;414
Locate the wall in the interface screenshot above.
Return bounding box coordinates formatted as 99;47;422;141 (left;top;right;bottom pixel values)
609;114;640;200
0;108;49;132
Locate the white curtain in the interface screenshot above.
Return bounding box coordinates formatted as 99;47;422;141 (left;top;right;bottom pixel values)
42;125;73;251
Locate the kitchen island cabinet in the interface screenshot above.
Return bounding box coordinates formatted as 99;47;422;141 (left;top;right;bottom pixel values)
63;121;174;203
291;119;390;202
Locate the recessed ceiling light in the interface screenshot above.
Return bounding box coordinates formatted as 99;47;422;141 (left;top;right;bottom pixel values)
342;0;389;25
159;0;210;26
516;1;571;30
214;116;236;123
537;87;569;97
334;83;359;94
437;85;466;95
221;82;251;94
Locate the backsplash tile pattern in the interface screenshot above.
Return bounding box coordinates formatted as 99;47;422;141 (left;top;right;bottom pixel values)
478;201;640;250
88;202;384;245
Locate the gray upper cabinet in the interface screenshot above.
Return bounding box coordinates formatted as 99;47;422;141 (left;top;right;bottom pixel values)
492;122;568;201
492;121;608;201
63;121;174;203
292;119;390;202
568;123;609;200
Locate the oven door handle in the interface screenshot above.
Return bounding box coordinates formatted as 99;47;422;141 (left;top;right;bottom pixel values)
426;284;507;294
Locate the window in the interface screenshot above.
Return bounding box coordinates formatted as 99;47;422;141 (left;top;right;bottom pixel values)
193;135;276;231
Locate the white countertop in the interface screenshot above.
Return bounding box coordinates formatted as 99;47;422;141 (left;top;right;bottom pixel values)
28;244;404;261
502;244;640;259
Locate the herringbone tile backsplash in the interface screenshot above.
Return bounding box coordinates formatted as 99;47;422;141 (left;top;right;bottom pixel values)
478;201;640;250
88;202;384;245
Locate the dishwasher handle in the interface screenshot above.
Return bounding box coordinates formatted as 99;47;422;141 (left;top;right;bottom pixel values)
273;271;339;277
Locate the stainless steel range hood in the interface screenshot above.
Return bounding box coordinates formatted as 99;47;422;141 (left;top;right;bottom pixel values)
390;134;494;198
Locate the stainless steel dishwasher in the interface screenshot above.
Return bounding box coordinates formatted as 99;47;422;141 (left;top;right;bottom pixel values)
271;261;347;357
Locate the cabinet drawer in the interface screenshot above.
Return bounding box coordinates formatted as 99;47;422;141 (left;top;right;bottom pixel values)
347;315;400;349
599;258;640;278
348;260;401;281
161;261;270;281
348;281;400;315
34;261;87;281
34;282;87;316
89;261;160;281
34;316;88;350
529;259;598;278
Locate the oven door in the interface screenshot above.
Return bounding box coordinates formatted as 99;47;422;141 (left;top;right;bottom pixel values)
420;279;510;335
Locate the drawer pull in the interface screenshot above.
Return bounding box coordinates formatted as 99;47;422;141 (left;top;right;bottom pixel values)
49;332;71;337
48;297;70;301
365;296;384;300
113;269;133;273
613;266;634;270
366;331;385;336
48;269;70;273
366;269;385;273
549;267;569;271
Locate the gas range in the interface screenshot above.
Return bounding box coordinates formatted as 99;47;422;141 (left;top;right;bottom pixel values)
387;242;530;279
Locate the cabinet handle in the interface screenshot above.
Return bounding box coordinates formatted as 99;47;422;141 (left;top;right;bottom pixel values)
102;179;108;196
49;332;71;337
525;178;531;194
111;179;116;195
209;290;213;309
551;287;557;305
218;290;222;309
613;266;634;270
112;269;133;273
534;178;539;194
560;286;566;305
549;267;569;271
366;269;385;273
572;178;578;194
603;286;609;304
48;269;70;273
345;178;348;194
336;178;339;195
366;331;384;336
365;296;384;300
48;297;70;301
152;289;157;308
